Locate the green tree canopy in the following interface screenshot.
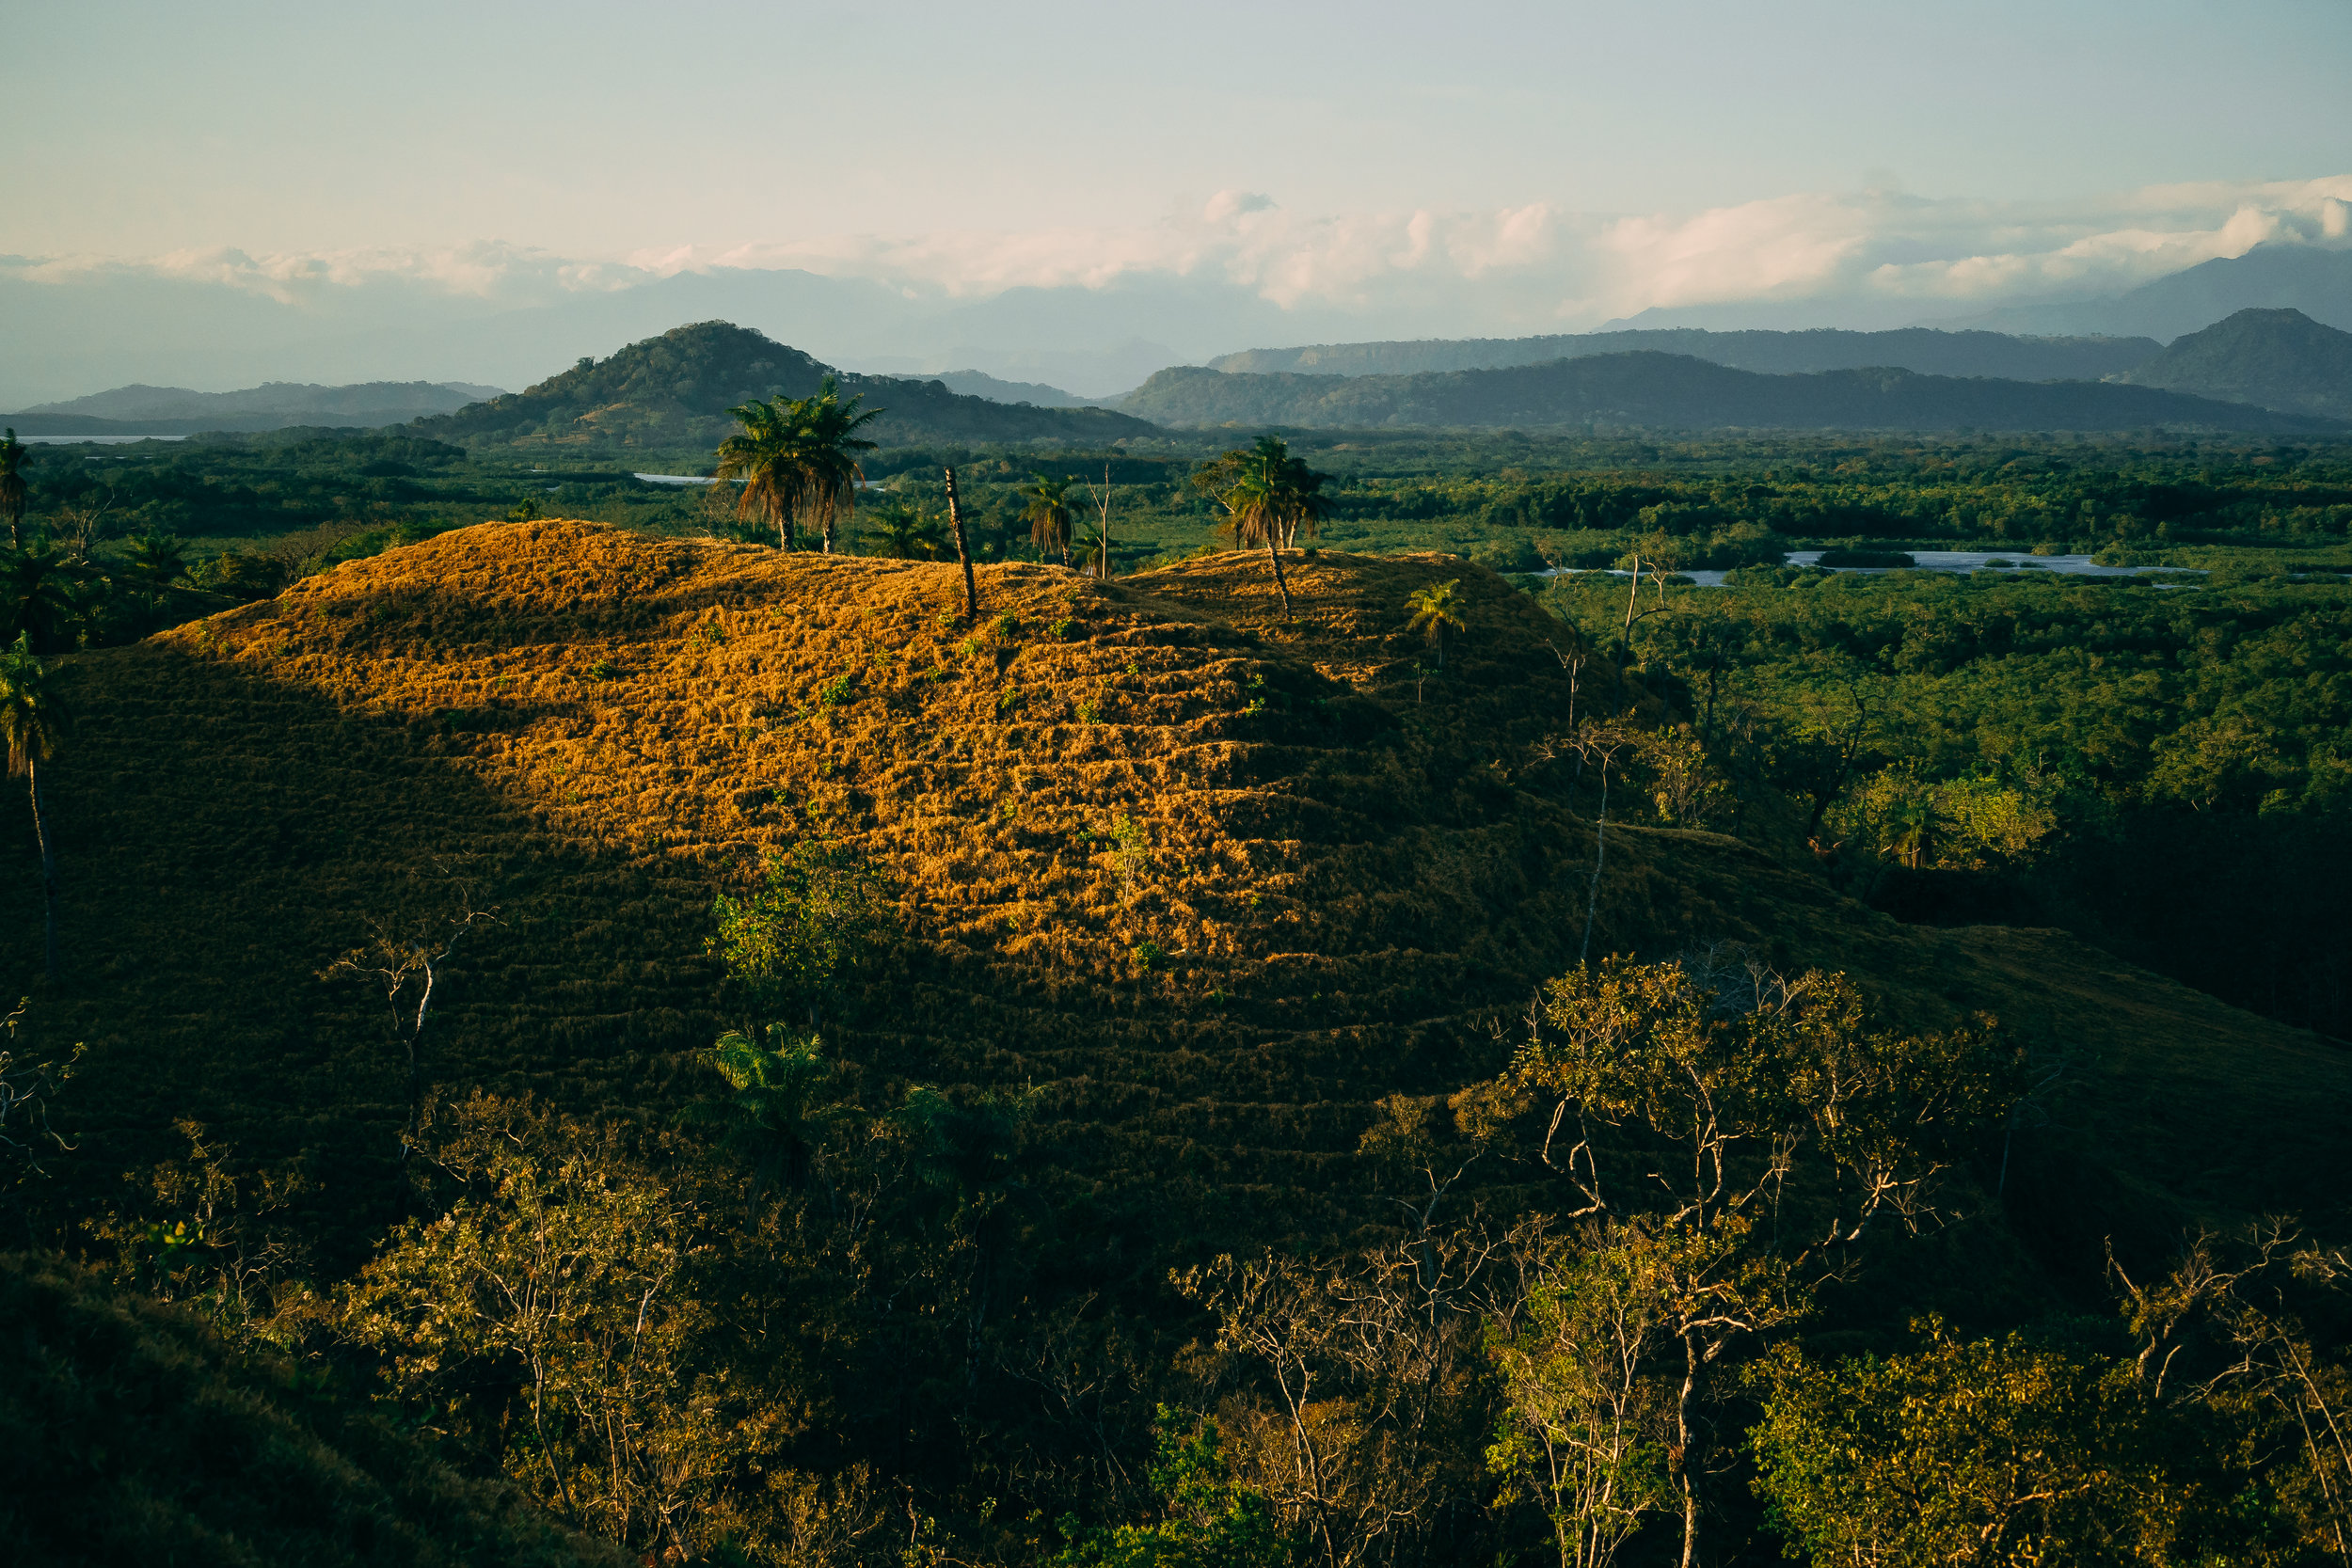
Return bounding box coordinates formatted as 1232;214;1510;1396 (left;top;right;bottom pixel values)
713;376;882;553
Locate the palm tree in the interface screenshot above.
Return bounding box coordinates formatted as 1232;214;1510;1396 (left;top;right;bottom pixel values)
1193;436;1328;617
0;635;70;982
122;531;190;587
1022;474;1077;567
0;543;82;655
1406;578;1470;670
682;1029;852;1204
714;376;882;553
867;503;950;561
0;430;25;551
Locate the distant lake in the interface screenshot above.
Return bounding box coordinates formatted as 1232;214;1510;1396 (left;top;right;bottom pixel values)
14;434;189;445
1543;550;2203;590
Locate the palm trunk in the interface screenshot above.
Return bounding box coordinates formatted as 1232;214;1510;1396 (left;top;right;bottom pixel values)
1060;523;1071;570
28;757;56;983
945;467;979;622
1266;536;1294;616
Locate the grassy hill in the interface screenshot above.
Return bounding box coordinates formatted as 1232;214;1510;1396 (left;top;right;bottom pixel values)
0;1252;625;1567
410;322;1158;451
8;520;2347;1275
2123;307;2352;420
1124;350;2346;434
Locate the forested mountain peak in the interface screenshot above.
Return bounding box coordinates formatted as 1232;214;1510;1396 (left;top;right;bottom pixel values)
410;321;1157;448
2122;306;2352;419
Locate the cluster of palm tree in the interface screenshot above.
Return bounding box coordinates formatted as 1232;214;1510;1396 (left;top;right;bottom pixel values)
714;378;882;552
865;504;953;562
1191;436;1328;615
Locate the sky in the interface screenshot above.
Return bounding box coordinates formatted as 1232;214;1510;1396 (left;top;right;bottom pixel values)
5;0;2350;399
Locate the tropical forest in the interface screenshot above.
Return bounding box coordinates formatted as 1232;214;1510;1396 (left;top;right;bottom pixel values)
4;307;2352;1568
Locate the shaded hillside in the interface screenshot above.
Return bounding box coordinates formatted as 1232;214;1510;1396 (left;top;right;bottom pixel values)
410;321;1157;450
1123;351;2346;433
2123;307;2352;419
8;522;2347;1275
0;1253;623;1568
1212;326;2159;382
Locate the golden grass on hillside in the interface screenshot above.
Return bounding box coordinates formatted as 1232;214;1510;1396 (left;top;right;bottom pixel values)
7;520;2345;1255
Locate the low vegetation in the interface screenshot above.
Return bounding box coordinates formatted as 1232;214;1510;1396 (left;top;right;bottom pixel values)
5;402;2352;1563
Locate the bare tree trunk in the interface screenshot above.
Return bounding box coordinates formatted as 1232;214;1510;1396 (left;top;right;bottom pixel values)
1677;1330;1702;1568
1266;535;1294;617
1579;758;1609;967
27;757;56;984
945;467;978;622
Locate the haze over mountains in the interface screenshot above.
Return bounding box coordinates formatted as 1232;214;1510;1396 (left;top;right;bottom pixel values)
1210;328;2162;383
9;379;504;436
7;228;2350;412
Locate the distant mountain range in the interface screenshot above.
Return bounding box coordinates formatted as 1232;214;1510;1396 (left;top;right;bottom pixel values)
1120;349;2344;434
1209;326;2161;383
1938;244;2352;341
410;322;1156;448
916;369;1111;408
6;379;506;436
2122;308;2352;420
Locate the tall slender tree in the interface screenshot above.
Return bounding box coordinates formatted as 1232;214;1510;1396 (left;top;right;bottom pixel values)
1193;436;1327;618
0;636;70;983
0;430;25;552
1406;578;1469;671
713;377;881;553
1022;474;1077;567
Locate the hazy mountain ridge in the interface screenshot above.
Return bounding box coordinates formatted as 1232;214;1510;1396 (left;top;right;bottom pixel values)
5;378;508;436
1942;243;2352;341
901;368;1109;407
1210;326;2160;382
1123;350;2346;433
410;321;1158;448
2122;308;2352;420
25;379;504;421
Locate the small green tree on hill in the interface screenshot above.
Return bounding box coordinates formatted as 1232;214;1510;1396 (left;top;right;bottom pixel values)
0;636;70;983
1405;579;1468;671
709;837;894;1030
1193;436;1328;618
715;376;882;553
1024;473;1078;567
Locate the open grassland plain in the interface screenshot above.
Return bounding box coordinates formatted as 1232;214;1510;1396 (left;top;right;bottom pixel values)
5;519;2346;1275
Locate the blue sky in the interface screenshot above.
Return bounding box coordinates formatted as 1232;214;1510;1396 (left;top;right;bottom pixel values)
4;0;2348;398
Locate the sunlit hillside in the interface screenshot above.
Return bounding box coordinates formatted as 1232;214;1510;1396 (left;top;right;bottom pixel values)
6;519;2344;1275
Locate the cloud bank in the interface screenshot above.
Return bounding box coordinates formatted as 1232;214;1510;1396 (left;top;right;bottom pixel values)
6;176;2349;403
23;174;2341;321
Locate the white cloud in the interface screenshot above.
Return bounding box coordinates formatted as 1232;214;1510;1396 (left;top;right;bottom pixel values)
9;175;2350;334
